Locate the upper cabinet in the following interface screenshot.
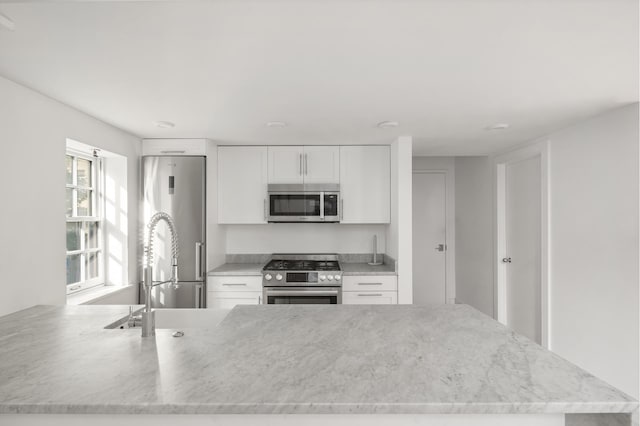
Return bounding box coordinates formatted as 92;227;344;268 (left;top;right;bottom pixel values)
218;146;268;224
142;139;207;156
340;145;390;224
268;146;340;184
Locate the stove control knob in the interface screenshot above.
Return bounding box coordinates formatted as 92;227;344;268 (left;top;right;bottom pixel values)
327;275;334;281
334;274;341;281
275;274;283;281
319;275;326;281
264;274;272;281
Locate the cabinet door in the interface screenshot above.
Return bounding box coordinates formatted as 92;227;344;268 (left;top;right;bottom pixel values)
342;291;397;305
303;146;340;184
207;291;262;309
268;146;304;184
339;145;390;223
142;139;207;156
218;146;268;224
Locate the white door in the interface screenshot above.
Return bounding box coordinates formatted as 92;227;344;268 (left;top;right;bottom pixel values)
504;156;541;344
303;146;340;184
412;172;447;305
268;146;304;184
339;145;391;223
218;146;268;224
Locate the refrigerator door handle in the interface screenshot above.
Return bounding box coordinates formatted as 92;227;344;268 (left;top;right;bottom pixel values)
195;282;203;309
195;242;204;281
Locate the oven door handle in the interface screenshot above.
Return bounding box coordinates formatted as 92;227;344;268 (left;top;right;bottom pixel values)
264;289;340;297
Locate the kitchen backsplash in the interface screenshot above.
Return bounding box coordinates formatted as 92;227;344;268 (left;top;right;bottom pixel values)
224;223;387;254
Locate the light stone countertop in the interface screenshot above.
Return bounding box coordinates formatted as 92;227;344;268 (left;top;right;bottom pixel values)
341;262;396;275
0;304;636;415
208;263;265;276
208;262;396;276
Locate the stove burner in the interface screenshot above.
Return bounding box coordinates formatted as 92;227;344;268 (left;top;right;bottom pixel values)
264;259;341;272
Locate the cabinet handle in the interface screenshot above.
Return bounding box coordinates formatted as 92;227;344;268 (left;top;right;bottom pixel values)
358;282;383;286
222;283;247;286
304;154;308;175
264;199;267;221
258;296;262;304
358;293;383;297
160;150;186;154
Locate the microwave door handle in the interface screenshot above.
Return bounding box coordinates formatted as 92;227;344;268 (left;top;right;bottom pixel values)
320;192;324;219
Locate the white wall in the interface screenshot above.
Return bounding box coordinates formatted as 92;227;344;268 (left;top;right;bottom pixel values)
454;157;493;316
387;137;413;303
0;75;141;317
226;224;387;254
412;156;456;304
548;103;639;398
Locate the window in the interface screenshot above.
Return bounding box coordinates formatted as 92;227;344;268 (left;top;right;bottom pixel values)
66;151;103;294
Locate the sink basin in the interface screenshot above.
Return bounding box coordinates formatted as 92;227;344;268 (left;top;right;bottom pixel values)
105;308;230;330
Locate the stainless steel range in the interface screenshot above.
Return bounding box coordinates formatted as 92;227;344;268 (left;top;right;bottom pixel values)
262;254;342;304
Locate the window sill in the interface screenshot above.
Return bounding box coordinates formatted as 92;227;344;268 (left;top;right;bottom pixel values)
67;284;137;306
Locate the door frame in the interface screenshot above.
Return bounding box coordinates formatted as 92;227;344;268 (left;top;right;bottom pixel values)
493;139;550;348
412;168;456;304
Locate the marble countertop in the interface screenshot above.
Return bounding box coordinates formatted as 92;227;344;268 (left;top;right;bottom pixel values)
208;262;396;276
0;304;636;415
341;262;396;275
208;263;264;276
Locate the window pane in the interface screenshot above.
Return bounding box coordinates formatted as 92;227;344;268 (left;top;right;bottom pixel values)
66;254;81;285
66;156;73;185
76;189;92;216
86;252;99;280
66;188;74;217
66;223;81;251
85;222;99;249
77;158;92;187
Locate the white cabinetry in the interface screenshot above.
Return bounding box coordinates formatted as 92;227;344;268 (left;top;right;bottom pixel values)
268;146;340;184
339;145;390;223
207;275;263;308
142;139;207;156
218;146;268;224
342;275;397;305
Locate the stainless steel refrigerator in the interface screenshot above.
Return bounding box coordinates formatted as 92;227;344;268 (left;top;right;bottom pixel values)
142;156;206;308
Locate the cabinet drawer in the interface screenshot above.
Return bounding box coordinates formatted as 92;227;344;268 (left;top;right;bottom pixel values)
342;275;397;292
142;139;207;156
342;291;397;305
207;291;262;309
208;275;262;292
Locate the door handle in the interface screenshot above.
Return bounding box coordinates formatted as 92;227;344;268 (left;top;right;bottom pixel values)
195;283;203;309
195;242;204;280
435;244;446;252
502;257;512;263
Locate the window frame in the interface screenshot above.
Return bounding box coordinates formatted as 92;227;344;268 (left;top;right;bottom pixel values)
66;150;104;294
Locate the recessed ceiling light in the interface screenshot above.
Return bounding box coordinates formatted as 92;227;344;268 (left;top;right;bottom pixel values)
377;121;399;129
486;123;510;130
155;121;175;129
265;121;287;128
0;12;15;31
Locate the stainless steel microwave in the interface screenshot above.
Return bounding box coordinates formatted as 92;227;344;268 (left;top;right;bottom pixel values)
267;184;340;223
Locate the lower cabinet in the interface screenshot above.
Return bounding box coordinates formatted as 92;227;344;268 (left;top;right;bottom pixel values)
342;291;397;305
342;275;398;305
207;275;263;309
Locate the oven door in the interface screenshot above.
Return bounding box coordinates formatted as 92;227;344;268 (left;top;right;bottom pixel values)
268;192;322;222
263;287;341;304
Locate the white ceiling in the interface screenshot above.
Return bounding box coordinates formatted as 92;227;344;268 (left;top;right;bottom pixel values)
0;0;637;155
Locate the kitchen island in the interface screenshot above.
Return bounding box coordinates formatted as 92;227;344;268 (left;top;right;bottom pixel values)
0;304;635;425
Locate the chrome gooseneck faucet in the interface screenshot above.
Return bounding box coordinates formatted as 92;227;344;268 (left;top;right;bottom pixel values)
141;211;179;337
